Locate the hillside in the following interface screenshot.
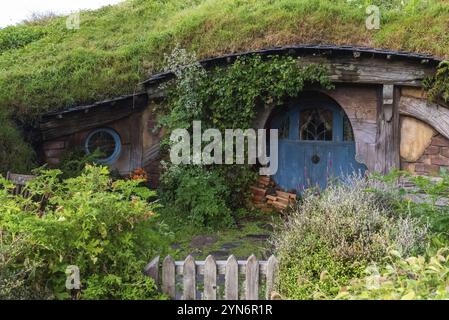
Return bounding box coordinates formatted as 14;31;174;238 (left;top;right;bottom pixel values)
0;0;449;172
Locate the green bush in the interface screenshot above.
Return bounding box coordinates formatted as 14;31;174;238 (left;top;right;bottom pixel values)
159;165;234;228
0;165;169;299
274;175;428;299
334;248;449;300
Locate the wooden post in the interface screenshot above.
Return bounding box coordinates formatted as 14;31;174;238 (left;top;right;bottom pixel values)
143;256;159;285
265;255;278;300
203;255;217;300
375;84;400;174
245;254;259;300
162;255;175;299
225;255;239;300
183;255;196;300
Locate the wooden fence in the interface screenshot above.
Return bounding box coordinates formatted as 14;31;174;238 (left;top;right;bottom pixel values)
144;254;278;300
6;172;35;196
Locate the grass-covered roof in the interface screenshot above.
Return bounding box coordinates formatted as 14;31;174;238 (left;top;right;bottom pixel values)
0;0;448;172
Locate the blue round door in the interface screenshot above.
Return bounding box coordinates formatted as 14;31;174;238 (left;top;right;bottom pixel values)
269;94;366;192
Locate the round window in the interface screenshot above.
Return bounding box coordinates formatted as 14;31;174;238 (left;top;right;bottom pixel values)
85;128;121;164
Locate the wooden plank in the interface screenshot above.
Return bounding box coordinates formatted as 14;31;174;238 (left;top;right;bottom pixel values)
298;56;434;86
375;85;400;174
183;255;196;300
40;94;148;141
225;255;239;300
265;255;278;300
143;256;159;286
245;255;259;300
129;112;144;171
204;255;217;300
399;96;449;140
162;256;175;299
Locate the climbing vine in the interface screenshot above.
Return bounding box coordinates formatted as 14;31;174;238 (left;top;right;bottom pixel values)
157;48;334;227
424;60;449;103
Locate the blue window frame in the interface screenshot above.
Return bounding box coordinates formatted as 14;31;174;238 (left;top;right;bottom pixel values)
84;128;121;164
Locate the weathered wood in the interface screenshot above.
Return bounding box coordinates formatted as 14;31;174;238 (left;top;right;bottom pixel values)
225;255;239;300
298;56;433;86
143;256;159;285
375;85;400;173
157;254;278;300
245;255;259;300
162;255;175;299
203;255;217;300
129;112;144;171
183;255;196;300
399;96;449;140
142;143;160;167
265;255;278;300
40;94;148;141
6;172;35;197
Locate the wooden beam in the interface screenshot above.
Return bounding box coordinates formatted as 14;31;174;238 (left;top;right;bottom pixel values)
375;85;400;174
399;96;449;140
40;94;148;141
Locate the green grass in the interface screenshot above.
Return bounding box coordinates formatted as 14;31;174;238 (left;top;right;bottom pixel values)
1;0;449;172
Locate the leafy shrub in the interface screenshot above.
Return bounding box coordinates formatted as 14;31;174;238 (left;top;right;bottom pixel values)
57;147;104;179
0;165;169;299
159;165;234;228
335;248;449;300
274;175;428;299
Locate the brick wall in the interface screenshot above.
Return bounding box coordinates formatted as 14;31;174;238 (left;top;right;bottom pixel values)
402;134;449;175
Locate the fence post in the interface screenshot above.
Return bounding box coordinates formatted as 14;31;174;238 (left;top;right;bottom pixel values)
162;255;176;299
183;255;196;300
266;255;278;300
245;254;259;300
204;255;217;300
143;255;159;285
225;255;238;300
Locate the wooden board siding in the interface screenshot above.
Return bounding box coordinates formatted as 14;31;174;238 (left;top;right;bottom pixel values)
40;94;148;141
42;113;143;175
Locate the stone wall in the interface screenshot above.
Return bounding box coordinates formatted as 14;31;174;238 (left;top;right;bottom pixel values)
401;134;449;176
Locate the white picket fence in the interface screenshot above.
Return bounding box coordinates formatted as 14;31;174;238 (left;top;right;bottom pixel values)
144;254;278;300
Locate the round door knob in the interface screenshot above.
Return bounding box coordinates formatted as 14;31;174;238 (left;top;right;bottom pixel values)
311;154;320;164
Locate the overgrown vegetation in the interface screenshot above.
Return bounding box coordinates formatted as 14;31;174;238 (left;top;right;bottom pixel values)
1;0;449;172
334;248;449;300
274;175;428;299
0;165;170;299
425;60;449;103
157;49;332;228
273;170;449;300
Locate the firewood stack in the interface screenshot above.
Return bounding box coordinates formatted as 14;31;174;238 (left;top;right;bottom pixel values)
250;176;297;212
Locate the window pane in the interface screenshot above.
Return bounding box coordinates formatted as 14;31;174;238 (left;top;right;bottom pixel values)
299;109;332;141
87;131;116;159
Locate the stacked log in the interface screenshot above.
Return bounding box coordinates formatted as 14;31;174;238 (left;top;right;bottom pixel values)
250;176;296;212
266;191;296;211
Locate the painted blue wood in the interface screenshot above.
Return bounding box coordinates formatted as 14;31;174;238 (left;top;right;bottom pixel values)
271;97;366;192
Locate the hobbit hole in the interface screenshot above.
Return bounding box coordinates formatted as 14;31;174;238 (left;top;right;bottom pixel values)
38;45;449;190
